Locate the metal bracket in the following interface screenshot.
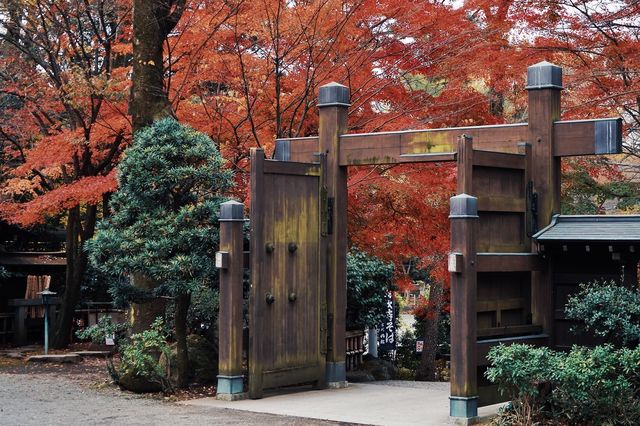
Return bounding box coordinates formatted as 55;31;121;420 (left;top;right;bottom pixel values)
215;251;229;269
321;187;328;237
448;253;463;273
327;197;334;235
326;312;333;352
526;181;539;237
320;304;328;355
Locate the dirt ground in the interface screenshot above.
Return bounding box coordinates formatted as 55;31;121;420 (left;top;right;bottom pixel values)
0;355;348;426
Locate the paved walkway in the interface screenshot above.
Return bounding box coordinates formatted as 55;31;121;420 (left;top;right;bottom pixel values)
183;381;503;426
0;359;502;425
0;373;341;425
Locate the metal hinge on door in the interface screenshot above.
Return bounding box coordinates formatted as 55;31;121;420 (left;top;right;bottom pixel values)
326;197;334;235
526;181;539;237
321;187;328;237
320;304;328;355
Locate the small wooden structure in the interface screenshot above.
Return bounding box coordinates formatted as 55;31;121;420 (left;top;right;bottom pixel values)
216;61;623;417
0;252;65;346
534;215;640;349
345;330;366;371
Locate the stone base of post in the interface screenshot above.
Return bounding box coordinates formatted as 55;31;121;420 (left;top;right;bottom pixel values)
449;395;478;418
216;375;246;400
326;361;347;388
367;328;378;358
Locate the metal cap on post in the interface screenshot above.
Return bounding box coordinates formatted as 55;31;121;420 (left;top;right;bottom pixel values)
273;139;291;161
318;82;350;107
594;118;623;154
449;194;478;219
525;61;563;91
220;200;244;222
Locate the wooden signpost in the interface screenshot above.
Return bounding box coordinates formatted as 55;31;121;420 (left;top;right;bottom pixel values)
217;61;622;418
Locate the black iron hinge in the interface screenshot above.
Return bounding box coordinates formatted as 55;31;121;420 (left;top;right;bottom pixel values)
526;180;539;237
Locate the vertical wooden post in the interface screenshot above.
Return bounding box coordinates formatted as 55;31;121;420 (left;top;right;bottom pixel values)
318;82;349;387
527;61;562;335
449;193;479;418
248;148;265;399
216;200;247;400
14;306;27;346
623;255;639;289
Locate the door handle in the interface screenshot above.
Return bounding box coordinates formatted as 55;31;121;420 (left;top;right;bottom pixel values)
288;292;297;302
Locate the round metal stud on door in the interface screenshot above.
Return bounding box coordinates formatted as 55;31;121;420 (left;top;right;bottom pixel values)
265;292;275;305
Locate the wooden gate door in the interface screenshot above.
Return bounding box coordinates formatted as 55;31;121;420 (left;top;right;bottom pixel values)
248;148;327;399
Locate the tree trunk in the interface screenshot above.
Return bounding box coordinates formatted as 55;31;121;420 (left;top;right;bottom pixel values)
129;0;184;335
130;273;166;335
174;292;191;388
130;0;183;131
415;282;443;381
53;205;95;348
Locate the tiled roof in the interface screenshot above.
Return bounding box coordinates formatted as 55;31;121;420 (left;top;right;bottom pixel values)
533;215;640;242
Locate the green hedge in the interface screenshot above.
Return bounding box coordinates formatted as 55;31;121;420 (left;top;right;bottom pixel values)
486;343;640;425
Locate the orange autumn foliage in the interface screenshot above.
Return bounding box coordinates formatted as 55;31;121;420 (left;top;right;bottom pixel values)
0;0;131;225
2;0;638;313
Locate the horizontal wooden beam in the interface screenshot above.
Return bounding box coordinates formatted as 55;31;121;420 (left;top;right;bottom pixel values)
274;137;318;162
0;253;66;266
8;297;62;306
263;159;321;176
276;117;622;166
477;324;543;339
338;124;527;166
477;196;525;213
473;150;526;169
554;118;622;156
477;333;549;366
396;153;457;163
477;242;528;253
476;253;544;272
477;297;525;313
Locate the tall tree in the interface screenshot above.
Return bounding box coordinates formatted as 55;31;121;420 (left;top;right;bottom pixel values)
129;0;184;130
127;0;239;333
0;0;131;347
88;119;233;388
126;0;186;335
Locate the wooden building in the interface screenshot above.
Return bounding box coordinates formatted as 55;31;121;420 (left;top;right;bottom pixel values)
0;222;66;345
534;215;640;349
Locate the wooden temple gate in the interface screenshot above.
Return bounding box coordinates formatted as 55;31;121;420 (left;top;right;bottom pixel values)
215;61;622;417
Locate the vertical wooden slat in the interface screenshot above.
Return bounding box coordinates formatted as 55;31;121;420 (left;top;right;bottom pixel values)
318;82;349;386
527;62;561;336
518;142;534;326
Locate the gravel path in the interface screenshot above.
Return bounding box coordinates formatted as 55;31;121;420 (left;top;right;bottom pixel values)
0;373;343;426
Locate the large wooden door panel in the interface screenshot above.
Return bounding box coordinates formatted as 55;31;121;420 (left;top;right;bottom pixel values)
249;149;326;399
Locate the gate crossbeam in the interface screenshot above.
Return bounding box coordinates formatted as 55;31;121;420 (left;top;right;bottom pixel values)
275;118;621;166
